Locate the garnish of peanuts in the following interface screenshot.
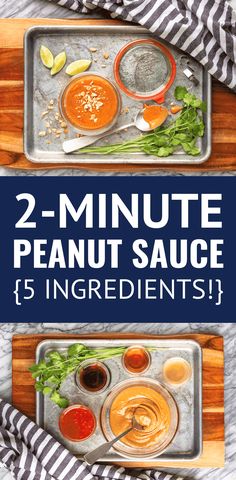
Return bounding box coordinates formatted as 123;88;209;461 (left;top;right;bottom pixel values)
38;100;68;140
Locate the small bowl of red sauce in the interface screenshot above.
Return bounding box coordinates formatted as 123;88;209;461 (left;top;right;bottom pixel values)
75;360;111;394
122;345;151;375
59;404;96;442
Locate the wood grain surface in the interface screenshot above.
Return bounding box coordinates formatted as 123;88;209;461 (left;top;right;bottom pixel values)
12;332;224;468
0;18;236;171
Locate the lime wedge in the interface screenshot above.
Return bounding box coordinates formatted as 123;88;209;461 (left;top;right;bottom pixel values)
51;52;67;76
66;59;91;76
40;45;54;69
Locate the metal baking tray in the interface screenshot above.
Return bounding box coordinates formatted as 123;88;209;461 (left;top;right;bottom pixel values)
24;25;211;165
36;338;202;462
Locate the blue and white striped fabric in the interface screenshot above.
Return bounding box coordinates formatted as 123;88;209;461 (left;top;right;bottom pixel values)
0;400;187;480
48;0;236;91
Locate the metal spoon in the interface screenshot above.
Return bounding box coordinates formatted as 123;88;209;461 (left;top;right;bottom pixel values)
62;109;158;154
83;415;143;466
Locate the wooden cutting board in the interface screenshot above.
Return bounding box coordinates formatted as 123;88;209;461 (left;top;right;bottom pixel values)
12;332;224;468
0;18;236;172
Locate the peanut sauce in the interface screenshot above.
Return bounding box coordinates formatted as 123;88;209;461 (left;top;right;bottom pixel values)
110;385;171;448
143;104;168;129
62;74;119;130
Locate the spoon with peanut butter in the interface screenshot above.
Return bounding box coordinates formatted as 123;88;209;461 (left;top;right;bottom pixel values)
63;105;169;154
84;411;143;465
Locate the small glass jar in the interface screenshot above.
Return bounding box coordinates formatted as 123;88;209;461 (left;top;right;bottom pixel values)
59;404;96;442
122;345;151;375
75;359;111;394
163;357;192;386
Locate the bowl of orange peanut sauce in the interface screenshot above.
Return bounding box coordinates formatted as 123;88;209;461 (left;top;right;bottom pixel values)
59;72;121;135
101;378;179;458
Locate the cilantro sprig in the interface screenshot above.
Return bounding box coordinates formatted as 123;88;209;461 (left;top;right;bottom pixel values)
80;86;206;158
29;343;125;408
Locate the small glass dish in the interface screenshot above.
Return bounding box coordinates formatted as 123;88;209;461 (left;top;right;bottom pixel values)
122;345;151;375
163;357;192;386
59;72;122;136
59;404;96;442
101;377;178;458
75;359;111;394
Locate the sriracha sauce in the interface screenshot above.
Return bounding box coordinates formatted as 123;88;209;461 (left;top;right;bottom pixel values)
59;405;96;442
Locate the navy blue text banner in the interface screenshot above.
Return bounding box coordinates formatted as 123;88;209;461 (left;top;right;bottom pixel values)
0;176;234;323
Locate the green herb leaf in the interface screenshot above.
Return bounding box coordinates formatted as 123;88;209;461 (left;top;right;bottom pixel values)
152;135;169;147
200;101;207;113
174;86;188;100
35;382;44;392
157;147;174;157
192;119;205;137
50;391;69;408
38;360;47;369
68;343;87;357
174;133;189;141
182;92;196;106
46;351;64;363
170;138;181;146
43;386;53;395
47;375;61;386
182;142;200;155
29;364;40;373
182;93;206;112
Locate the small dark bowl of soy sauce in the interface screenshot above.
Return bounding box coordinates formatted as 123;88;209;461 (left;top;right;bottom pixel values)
75;360;111;394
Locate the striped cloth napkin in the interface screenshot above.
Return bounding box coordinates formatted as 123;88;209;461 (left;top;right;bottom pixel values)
0;399;187;480
48;0;236;91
